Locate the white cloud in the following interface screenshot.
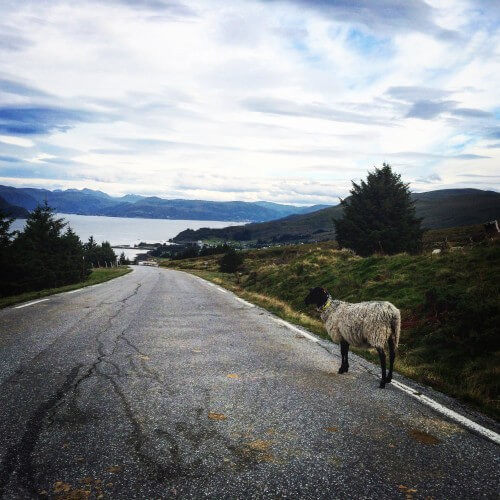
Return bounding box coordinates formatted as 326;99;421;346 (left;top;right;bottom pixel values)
0;0;498;201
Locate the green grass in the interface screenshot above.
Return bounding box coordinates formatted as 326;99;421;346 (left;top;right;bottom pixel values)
0;266;132;309
161;240;500;420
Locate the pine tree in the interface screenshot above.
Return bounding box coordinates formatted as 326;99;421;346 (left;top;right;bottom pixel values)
334;164;423;256
3;203;90;296
0;209;15;294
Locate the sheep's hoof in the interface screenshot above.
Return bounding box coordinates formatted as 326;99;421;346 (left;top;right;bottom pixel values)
379;380;386;389
338;365;348;374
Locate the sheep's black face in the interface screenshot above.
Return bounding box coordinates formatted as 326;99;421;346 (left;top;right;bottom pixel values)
304;287;329;308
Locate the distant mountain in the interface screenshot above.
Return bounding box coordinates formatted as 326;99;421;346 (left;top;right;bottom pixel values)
172;188;500;244
99;197;321;222
0;185;39;211
0;196;30;218
18;187;119;214
119;194;145;203
0;185;326;222
254;201;329;217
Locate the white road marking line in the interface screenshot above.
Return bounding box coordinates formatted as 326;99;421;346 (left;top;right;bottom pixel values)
271;317;319;343
15;299;49;309
391;379;500;445
234;297;255;307
67;289;81;294
270;315;500;444
216;287;228;293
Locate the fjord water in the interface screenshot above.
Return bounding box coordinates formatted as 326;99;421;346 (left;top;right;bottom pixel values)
11;214;240;259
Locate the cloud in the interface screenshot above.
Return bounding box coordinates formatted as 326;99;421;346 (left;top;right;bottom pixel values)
406;100;457;119
0;135;34;148
386;86;453;102
0;0;497;200
451;107;493;118
416;173;442;183
387;151;490;160
0;155;22;163
0;106;113;135
265;0;459;39
0;25;33;52
109;0;197;16
402;98;492;121
0;78;51;98
243;97;392;126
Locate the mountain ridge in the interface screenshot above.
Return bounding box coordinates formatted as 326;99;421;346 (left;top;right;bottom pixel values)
0;185;329;223
172;188;500;244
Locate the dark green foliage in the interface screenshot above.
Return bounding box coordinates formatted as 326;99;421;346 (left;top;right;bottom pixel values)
83;236;117;267
334;164;423;256
219;248;244;273
151;243;231;260
0;203;120;298
118;252;130;265
0;209;15;294
0;208;14;248
2;203;91;296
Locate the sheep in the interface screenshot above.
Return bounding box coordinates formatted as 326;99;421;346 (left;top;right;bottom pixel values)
431;248;441;255
304;287;401;388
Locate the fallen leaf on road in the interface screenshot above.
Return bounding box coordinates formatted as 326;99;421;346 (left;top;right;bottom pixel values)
295;335;306;339
325;427;338;432
106;466;122;473
227;374;239;379
54;482;71;493
208;412;227;421
247;439;271;451
192;349;201;353
139;355;150;361
409;429;440;445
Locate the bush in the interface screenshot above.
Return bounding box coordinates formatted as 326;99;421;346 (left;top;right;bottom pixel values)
219;248;244;273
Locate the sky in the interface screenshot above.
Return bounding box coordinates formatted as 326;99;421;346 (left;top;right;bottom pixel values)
0;0;499;205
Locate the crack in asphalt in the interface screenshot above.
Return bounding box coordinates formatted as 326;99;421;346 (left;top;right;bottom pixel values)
0;365;82;499
0;281;153;497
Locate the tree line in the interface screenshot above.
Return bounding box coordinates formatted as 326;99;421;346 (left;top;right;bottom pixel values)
0;203;117;297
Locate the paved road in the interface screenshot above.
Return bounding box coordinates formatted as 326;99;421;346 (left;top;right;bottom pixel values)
0;266;498;499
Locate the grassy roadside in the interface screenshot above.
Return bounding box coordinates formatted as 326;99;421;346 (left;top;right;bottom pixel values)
160;241;500;420
0;266;132;309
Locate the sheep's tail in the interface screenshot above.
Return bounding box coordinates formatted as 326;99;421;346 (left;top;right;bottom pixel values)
391;310;401;348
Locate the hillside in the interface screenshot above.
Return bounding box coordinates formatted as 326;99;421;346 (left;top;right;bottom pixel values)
161;238;500;420
0;185;327;222
173;188;500;243
0;196;30;218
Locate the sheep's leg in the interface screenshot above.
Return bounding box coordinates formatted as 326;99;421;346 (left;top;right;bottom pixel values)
376;347;387;388
338;340;349;374
387;337;396;383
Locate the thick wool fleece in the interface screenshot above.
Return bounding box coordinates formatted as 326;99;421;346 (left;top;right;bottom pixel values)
320;300;401;349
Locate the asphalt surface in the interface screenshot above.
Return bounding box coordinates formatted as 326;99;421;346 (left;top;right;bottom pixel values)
0;266;498;499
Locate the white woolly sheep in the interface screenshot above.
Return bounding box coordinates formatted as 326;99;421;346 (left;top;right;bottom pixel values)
305;287;401;388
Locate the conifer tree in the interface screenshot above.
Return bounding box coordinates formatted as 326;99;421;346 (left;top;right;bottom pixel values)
334;164;423;256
